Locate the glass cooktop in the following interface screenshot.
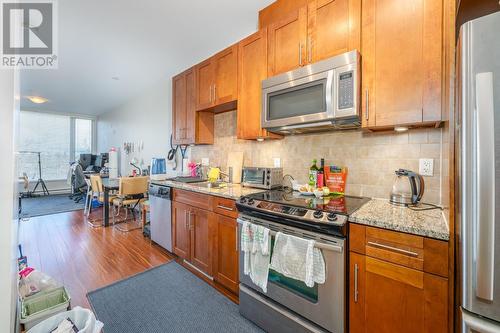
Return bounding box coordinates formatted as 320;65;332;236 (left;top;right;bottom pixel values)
245;190;370;216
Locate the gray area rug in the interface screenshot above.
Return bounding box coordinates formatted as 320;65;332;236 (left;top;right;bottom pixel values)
87;262;263;333
20;194;85;217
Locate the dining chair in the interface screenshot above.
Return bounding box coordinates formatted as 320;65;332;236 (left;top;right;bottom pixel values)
86;174;116;227
112;176;149;232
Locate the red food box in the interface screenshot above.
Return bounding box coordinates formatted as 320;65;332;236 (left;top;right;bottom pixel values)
325;166;348;194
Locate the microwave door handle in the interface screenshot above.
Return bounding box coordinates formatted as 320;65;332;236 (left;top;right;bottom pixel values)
475;72;496;302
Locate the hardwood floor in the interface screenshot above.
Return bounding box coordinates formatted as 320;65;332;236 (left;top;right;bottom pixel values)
19;210;174;308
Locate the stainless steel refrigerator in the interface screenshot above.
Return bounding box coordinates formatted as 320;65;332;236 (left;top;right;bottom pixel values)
458;10;500;333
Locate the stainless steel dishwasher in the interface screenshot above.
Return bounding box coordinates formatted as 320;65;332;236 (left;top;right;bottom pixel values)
148;183;172;252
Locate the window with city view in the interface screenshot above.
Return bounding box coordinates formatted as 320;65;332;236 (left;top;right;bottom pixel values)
18;111;94;181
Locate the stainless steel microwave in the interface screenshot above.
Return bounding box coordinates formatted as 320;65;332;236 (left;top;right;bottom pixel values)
241;167;283;189
262;50;360;134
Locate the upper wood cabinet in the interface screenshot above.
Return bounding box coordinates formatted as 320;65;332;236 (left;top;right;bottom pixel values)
195;59;215;111
238;29;282;140
172;68;214;145
361;0;444;129
195;45;238;112
268;0;361;76
267;7;307;76
307;0;361;63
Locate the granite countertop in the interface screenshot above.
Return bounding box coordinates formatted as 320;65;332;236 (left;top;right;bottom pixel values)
151;179;265;200
349;199;449;241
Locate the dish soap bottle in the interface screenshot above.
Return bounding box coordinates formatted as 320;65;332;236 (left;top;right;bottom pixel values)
309;159;319;188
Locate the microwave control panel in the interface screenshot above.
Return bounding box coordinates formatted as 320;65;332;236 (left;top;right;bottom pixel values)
338;71;354;110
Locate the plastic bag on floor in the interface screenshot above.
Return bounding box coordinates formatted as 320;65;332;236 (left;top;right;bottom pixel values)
27;306;103;333
19;267;61;299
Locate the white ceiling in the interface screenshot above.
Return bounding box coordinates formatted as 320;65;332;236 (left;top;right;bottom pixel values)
20;0;274;115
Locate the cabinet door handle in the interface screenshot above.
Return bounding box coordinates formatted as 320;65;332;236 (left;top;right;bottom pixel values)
299;42;303;66
365;89;369;121
354;263;359;303
185;211;189;229
235;226;239;252
213;85;217;102
189;211;194;230
307;36;312;63
217;204;234;211
367;241;419;257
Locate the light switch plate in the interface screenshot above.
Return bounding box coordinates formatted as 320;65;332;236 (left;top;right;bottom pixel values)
419;158;434;176
273;158;281;168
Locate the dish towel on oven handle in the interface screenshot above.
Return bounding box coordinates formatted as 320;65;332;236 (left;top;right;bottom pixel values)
241;220;271;293
270;231;326;287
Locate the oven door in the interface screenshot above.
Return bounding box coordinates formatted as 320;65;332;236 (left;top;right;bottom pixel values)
237;216;345;333
262;70;334;129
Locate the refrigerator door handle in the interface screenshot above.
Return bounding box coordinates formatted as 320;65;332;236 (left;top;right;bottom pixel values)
475;72;496;302
462;308;500;333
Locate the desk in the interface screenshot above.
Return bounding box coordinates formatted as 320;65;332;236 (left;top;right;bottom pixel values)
102;178;119;227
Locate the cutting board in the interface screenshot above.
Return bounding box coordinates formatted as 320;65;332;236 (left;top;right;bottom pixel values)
227;152;244;184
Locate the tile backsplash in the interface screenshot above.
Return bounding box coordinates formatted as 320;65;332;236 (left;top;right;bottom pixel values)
190;111;448;206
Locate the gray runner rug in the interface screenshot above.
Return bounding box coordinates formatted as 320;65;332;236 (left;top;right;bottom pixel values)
87;262;263;333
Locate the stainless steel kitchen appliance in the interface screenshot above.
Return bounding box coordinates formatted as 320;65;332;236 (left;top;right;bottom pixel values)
241;167;283;189
389;169;425;206
149;183;172;252
457;11;500;333
261;50;360;134
236;190;370;333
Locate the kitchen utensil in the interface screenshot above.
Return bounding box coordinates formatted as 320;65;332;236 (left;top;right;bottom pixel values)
389;169;425;206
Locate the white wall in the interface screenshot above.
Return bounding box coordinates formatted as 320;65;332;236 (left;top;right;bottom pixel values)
0;69;19;332
97;79;180;177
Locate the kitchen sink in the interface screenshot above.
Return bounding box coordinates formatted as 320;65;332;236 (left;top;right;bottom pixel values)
191;181;230;189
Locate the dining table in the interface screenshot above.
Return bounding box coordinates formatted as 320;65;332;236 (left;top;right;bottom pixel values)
101;178;120;227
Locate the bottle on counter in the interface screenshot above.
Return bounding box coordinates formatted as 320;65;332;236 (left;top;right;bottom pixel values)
309;159;319;188
317;158;325;188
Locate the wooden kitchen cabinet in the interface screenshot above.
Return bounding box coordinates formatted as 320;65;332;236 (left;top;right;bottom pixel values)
237;29;282;140
213;213;239;294
172;200;213;277
307;0;361;63
195;45;238;112
361;0;444;129
172;201;191;260
267;0;361;76
349;224;449;333
189;207;213;276
172;68;214;145
267;7;307;76
349;254;448;333
195;59;215;111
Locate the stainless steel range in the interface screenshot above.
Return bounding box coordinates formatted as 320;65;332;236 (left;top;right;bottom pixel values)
236;190;369;333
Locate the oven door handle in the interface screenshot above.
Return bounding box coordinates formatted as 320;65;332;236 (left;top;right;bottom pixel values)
237;218;343;253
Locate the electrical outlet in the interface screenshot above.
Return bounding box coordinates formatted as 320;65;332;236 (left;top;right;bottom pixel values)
201;158;209;166
273;158;281;168
419;158;434;176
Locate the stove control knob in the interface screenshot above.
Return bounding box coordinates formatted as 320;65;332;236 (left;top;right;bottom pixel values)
247;198;255;205
313;210;324;219
239;197;247;204
327;213;338;222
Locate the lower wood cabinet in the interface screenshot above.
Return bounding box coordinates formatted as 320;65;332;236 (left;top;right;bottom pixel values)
349;224;449;333
172;201;190;260
213;213;239;294
171;201;213;277
172;190;239;296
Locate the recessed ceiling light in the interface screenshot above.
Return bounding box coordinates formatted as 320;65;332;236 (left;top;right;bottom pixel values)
394;126;409;132
256;138;265;142
26;96;49;104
